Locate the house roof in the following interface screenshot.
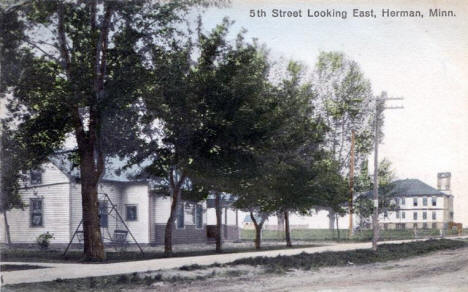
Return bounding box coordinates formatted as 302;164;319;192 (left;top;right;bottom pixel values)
358;178;449;199
243;214;263;223
48;152;150;183
388;179;446;196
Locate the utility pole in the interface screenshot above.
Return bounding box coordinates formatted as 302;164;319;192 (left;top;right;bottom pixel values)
348;130;355;238
372;95;403;251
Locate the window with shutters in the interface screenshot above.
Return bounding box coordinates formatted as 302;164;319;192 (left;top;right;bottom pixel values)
176;202;185;229
99;201;108;228
30;169;42;185
30;198;43;227
126;205;138;221
194;204;203;229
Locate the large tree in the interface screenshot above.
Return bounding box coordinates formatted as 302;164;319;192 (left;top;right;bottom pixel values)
313;52;375;227
258;61;328;247
2;0;196;260
130;18;277;255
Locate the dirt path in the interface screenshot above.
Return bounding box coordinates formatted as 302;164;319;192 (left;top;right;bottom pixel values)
155;246;468;292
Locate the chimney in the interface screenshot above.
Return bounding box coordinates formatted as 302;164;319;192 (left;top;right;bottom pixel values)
437;172;451;191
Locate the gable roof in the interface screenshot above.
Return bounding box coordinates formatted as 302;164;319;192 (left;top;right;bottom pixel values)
387;179;446;196
243;214;263;223
48;152;149;183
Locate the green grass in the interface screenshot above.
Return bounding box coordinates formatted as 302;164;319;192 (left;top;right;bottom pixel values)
0;243;320;264
241;228;465;242
228;238;467;271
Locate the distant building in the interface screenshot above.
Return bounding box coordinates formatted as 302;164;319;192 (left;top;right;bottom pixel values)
365;172;454;230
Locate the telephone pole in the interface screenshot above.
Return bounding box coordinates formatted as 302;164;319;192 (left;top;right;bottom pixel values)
348;130;355;238
372;95;403;251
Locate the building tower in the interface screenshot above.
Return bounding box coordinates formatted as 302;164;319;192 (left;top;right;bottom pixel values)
437;172;451;193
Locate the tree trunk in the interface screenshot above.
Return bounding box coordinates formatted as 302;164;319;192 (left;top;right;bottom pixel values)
284;210;292;247
215;192;223;253
3;211;11;247
250;211;263;250
164;185;180;256
254;224;263;250
335;215;340;240
80;150;105;261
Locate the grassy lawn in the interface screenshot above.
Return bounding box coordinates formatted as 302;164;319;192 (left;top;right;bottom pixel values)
3;239;466;292
0;243;320;264
226;239;466;272
241;228;466;241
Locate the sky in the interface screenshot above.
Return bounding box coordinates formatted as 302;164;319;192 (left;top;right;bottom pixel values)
199;0;468;224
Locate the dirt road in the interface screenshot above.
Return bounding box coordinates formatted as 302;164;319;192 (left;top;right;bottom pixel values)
156;246;468;292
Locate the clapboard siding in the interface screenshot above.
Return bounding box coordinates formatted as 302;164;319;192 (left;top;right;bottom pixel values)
154;196;172;224
19;162;69;188
154;196;207;225
207;207;237;226
70;182;124;243
122;184;150;243
6;183;71;243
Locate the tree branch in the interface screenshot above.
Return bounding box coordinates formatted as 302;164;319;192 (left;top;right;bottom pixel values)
21;37;61;63
56;1;71;77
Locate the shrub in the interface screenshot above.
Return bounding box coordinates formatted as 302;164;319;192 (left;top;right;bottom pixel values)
36;232;54;250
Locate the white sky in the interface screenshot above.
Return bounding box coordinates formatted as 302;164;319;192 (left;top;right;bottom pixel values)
200;0;468;224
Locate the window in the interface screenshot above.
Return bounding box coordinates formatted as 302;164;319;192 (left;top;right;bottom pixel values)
413;223;418;229
98;201;108;228
432;197;437;206
423;197;427;206
396;211;400;219
126;205;137;221
423;223;428;229
432;211;436;220
432;223;437;229
402;212;406;219
450;212;454;220
176;202;184;228
423;212;427;220
395;198;399;205
383;223;388;230
413;198;418;207
401;198;405;205
413;212;418;220
30;198;43;227
30;169;42;185
194;204;203;229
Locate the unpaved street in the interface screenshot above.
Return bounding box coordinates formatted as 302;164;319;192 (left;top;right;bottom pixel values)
151;246;468;292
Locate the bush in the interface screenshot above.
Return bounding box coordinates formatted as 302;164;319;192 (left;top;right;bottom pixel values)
36;232;54;250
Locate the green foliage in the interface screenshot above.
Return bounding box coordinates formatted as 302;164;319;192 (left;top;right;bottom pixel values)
36;232;54;250
354;158;398;223
0;128;28;212
314;51;375;176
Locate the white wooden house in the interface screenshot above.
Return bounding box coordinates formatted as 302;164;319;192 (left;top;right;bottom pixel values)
0;154;239;246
